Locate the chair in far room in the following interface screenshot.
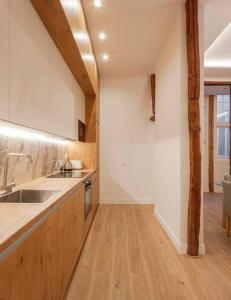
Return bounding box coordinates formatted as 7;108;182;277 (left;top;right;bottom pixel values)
222;179;231;236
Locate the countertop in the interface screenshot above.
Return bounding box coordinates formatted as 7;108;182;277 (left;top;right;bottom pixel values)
0;169;96;255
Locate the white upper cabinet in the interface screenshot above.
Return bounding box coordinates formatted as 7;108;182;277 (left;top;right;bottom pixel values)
48;66;76;140
10;0;49;132
9;0;83;139
0;0;10;121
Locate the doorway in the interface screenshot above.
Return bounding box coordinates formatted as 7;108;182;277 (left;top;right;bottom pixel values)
203;83;231;250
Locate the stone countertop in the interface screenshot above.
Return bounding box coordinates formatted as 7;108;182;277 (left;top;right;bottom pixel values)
0;169;96;254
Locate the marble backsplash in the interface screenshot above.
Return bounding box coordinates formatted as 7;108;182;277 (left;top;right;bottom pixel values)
0;134;68;187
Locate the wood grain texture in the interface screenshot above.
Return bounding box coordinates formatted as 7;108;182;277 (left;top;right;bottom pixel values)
47;186;85;299
185;0;202;256
92;171;99;214
0;221;48;300
204;192;231;255
0;185;86;300
0;171;95;254
150;74;156;122
69;142;96;169
67;203;231;300
208;95;215;192
31;0;96;96
85;95;96;143
205;81;231;86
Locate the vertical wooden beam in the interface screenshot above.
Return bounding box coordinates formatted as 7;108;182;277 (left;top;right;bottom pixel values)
208;95;214;192
185;0;202;256
150;74;156;122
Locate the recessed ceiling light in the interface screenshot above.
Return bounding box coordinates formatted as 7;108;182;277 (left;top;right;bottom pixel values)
102;54;109;61
94;0;102;7
99;32;106;40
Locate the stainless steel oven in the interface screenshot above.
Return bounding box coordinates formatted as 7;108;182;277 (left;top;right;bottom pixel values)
84;178;92;220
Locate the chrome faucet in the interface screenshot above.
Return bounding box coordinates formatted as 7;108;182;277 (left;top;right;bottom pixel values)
51;160;60;174
1;153;33;194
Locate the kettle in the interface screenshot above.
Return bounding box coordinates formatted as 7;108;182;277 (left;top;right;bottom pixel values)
61;153;73;172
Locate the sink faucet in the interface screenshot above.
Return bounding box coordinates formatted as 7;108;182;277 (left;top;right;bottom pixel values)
51;160;60;174
1;153;33;194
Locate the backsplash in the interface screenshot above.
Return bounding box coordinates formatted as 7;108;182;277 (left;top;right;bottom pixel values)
0;134;68;186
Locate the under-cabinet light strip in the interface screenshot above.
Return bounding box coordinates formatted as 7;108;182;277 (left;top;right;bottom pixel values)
0;124;69;145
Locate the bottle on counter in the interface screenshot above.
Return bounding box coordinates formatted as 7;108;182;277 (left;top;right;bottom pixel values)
60;153;73;172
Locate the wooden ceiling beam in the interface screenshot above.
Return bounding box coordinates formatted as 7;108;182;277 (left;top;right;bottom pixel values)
205;81;231;86
31;0;96;96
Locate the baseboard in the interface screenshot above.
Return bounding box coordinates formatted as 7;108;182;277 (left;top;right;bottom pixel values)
154;209;205;255
154;209;184;253
177;243;205;255
100;197;154;205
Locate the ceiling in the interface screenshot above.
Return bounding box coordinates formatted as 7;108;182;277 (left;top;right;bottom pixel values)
204;0;231;50
82;0;231;78
82;0;181;76
204;0;231;79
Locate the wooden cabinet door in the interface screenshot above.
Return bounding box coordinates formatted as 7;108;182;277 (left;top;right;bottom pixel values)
10;0;50;131
92;172;99;214
0;187;85;300
0;221;48;300
0;0;10;121
74;184;85;256
47;53;77;140
47;185;85;299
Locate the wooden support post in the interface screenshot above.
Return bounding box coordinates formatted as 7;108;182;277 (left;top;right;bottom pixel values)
208;95;214;192
185;0;202;256
150;74;156;122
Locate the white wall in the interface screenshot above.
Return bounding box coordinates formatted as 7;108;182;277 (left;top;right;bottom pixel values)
100;5;205;255
153;5;205;254
100;76;155;204
153;7;189;254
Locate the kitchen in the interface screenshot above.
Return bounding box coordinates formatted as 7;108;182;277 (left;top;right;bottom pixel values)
0;0;99;298
1;0;231;299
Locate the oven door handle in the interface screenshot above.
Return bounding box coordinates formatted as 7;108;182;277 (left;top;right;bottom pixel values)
84;181;92;189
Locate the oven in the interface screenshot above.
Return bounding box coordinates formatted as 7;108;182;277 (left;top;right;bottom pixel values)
84;178;92;220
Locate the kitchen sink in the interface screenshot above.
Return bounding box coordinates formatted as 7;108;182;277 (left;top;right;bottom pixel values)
0;189;61;204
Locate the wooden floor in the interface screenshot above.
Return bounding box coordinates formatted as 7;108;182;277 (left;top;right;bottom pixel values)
67;198;231;300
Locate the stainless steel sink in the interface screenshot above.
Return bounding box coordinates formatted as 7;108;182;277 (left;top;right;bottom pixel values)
0;189;61;204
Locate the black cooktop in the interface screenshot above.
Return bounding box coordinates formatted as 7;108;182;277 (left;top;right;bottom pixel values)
46;171;88;179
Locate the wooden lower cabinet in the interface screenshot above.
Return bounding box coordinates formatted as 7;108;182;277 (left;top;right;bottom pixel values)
0;221;48;300
92;171;99;214
47;185;84;300
0;184;85;300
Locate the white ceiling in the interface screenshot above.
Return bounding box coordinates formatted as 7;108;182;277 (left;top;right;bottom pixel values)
204;0;231;50
204;0;231;79
82;0;181;76
205;23;231;68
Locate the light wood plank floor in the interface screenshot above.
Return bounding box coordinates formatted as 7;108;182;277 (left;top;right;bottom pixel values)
67;200;231;300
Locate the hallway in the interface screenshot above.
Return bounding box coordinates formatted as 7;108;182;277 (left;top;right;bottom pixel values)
67;203;231;300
